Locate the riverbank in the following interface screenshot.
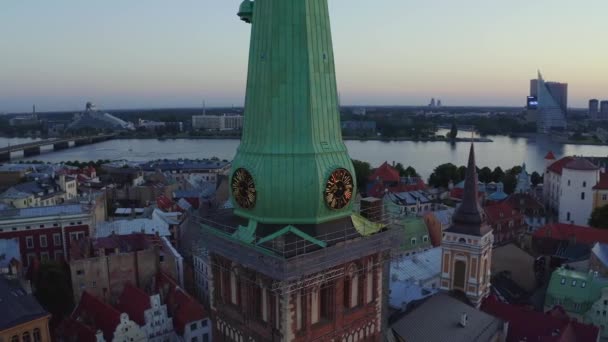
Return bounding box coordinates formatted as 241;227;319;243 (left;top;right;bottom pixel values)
110;134;494;143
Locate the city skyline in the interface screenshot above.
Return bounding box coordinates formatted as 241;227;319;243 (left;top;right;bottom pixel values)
2;0;607;112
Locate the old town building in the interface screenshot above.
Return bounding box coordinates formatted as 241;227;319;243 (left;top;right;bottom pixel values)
484;202;526;246
0;275;51;342
440;144;494;308
543;153;600;225
199;1;398;341
0;204;95;267
69;233;183;304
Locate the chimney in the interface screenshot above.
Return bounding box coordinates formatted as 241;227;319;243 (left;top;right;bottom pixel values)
459;312;468;327
360;197;383;223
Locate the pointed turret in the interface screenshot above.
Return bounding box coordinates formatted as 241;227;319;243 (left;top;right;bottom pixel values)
447;143;491;236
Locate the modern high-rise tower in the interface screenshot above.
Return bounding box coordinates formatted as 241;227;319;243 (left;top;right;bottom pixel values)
601;101;608;121
536;71;567;133
202;1;398;341
589;99;599;120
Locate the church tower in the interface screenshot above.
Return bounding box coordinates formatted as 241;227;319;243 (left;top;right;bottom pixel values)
440;144;493;308
200;1;397;341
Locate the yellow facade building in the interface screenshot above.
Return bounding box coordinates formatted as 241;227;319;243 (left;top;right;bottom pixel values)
0;276;51;342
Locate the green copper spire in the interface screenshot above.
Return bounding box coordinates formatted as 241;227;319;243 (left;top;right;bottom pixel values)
230;0;356;225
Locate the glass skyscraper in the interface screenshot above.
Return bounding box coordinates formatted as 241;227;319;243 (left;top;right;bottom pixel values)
536;71;567;133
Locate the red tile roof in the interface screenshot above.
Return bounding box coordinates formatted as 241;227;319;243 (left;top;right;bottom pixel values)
481;295;599;342
156;272;207;335
59;318;97;342
504;193;544;212
116;283;151;326
533;223;608;244
368;162;400;182
449;187;484;201
564;158;599;171
545;151;556;160
367;180;426;198
484;202;522;223
547;157;575;175
72;291;121;342
594;172;608;190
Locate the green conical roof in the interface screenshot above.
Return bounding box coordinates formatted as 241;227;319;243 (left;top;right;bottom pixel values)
230;0;356;225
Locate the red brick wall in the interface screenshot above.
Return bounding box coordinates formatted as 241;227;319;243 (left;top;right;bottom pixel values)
0;224;89;265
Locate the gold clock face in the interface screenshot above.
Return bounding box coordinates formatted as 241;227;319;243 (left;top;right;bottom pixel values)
324;168;354;210
232;168;256;209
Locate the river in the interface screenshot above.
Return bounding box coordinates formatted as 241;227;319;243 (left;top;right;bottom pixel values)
2;131;608;180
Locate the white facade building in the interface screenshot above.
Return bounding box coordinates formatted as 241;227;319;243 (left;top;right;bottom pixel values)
192;114;243;131
143;294;175;342
112;313;147;342
543;153;600;226
559;162;599;225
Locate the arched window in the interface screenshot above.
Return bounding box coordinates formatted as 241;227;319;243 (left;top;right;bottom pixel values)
22;332;31;342
11;335;20;342
33;328;41;342
343;264;361;309
319;282;336;322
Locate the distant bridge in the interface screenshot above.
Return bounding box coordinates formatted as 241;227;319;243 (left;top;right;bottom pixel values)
0;134;116;161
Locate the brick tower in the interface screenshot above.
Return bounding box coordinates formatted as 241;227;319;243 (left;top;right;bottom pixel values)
440;144;494;308
200;1;398;341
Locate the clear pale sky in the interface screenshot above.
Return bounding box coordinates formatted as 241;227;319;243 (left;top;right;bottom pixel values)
1;0;607;112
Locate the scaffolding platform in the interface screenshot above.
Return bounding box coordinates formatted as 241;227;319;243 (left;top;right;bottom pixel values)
194;206;403;293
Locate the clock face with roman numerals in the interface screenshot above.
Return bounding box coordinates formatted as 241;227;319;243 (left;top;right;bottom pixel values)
232;168;256;209
324;168;354;210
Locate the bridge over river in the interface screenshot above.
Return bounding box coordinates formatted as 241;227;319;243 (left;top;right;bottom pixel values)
0;134;116;161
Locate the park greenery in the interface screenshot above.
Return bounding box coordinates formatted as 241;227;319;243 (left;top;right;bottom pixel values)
427;163;542;194
34;261;75;323
589;205;608;229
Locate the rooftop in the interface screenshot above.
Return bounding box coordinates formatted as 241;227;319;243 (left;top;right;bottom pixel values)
156;272;207;335
96;209;177;238
70;291;121;342
391;293;504;342
546;267;608;305
482;295;599;342
591;242;608;268
484;202;522;223
593;172;608;190
389;247;441;308
116;283;151;326
564;158;599;171
533;223;608;244
0;275;48;331
547;156;575;175
0;204;89;221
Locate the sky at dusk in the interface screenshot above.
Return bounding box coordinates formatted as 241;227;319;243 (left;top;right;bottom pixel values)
1;0;607;112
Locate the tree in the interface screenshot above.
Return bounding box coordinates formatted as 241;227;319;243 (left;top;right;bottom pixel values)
34;261;74;320
352;159;372;191
503;173;517;194
491;167;505;183
404;166;419;178
478;167;492;183
447;120;458;140
507;165;523;177
428;163;460;188
590;205;608;229
394;163;406;176
531;171;543;186
457;166;467;182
